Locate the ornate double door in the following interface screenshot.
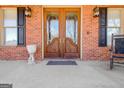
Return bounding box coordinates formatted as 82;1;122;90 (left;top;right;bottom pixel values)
44;8;80;58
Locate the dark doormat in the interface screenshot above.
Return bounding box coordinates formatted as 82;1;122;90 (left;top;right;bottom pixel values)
47;61;77;65
0;84;12;88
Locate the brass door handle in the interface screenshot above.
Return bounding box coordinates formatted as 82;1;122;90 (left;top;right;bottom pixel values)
63;38;65;44
59;38;62;44
59;38;65;44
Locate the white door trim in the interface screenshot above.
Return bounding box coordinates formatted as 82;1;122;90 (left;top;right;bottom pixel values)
41;6;44;59
80;6;83;60
41;5;83;60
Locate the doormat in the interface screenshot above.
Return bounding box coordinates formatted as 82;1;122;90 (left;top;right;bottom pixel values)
46;61;77;65
0;84;12;88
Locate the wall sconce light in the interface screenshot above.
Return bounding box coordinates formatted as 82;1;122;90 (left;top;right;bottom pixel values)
93;6;99;17
25;7;32;17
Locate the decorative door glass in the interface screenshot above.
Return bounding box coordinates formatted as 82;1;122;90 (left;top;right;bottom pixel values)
66;13;78;44
47;14;59;44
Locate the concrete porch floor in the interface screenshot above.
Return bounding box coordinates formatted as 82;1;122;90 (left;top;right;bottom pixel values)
0;59;124;88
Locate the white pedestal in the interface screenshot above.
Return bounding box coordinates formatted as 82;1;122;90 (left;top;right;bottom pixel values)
28;53;35;64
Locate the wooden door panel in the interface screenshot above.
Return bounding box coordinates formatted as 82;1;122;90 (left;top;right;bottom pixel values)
46;37;59;53
44;9;60;58
64;53;79;58
63;9;80;58
65;38;78;53
44;8;80;58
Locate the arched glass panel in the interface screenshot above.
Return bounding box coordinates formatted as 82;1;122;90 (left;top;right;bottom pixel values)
47;13;59;44
66;13;78;44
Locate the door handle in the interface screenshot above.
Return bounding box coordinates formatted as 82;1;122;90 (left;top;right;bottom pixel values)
63;38;65;44
59;38;65;44
59;38;62;44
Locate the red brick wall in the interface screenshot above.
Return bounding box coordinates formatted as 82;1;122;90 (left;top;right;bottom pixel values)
0;5;42;60
82;5;124;61
82;5;109;61
26;6;42;60
0;5;124;61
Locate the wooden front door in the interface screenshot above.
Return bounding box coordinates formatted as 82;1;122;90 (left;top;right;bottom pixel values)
44;8;80;58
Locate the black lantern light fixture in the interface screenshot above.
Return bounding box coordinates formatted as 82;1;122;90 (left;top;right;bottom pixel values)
93;6;99;17
25;7;32;17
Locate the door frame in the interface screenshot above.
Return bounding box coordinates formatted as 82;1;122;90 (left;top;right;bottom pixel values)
41;5;83;60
